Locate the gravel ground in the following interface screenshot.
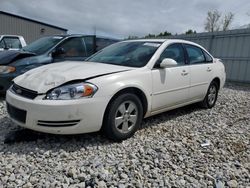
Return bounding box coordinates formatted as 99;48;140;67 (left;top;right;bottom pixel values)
0;83;249;188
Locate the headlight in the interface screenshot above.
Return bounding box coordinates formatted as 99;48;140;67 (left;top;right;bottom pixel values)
0;66;16;74
45;82;98;100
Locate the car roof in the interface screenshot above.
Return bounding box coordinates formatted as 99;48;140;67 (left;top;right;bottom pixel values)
0;35;23;37
43;34;119;41
123;39;206;49
47;34;93;38
124;39;167;43
124;38;196;44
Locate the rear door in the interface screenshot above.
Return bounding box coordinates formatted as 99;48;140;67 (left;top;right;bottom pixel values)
183;44;214;101
151;43;190;113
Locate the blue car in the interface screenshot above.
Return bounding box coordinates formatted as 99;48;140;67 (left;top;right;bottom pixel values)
0;34;118;94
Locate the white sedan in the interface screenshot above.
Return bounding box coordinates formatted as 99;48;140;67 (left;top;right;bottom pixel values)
6;39;226;140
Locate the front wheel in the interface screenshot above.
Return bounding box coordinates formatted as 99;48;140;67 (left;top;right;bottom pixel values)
102;93;143;141
201;81;219;108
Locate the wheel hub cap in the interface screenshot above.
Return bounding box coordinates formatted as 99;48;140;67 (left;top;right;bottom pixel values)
115;101;138;134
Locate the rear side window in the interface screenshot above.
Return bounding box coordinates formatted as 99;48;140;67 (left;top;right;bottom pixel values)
83;36;95;56
57;37;87;57
184;44;205;64
3;37;22;49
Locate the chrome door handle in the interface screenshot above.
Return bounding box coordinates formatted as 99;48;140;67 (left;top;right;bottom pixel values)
207;67;212;72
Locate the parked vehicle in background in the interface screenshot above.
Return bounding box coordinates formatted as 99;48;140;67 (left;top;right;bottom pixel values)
0;34;119;94
0;35;26;51
6;39;226;141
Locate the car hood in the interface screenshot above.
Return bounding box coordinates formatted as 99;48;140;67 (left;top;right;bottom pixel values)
14;61;132;93
0;50;35;65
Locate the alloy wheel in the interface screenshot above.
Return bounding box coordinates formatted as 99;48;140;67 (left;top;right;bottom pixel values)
208;85;217;106
114;100;138;134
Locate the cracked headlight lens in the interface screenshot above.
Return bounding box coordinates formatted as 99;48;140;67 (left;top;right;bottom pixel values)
45;82;98;100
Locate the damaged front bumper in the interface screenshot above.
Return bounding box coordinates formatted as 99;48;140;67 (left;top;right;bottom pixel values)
6;90;109;134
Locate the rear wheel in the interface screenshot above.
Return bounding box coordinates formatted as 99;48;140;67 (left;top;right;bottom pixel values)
201;81;219;108
102;93;143;141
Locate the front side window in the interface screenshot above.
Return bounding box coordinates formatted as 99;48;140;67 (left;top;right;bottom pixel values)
23;36;63;55
56;37;87;58
87;41;162;67
156;43;185;67
184;44;205;64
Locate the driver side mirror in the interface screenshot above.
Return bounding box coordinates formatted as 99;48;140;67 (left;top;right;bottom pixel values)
51;47;66;58
160;58;178;68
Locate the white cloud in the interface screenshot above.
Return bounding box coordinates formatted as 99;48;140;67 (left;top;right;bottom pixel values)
1;0;250;38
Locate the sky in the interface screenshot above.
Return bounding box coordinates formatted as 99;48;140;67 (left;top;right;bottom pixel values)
1;0;250;39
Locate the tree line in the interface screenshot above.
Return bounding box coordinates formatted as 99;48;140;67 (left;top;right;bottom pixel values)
126;10;235;39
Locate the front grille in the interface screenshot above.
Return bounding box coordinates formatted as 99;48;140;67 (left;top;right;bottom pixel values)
11;84;38;99
7;103;27;123
37;120;80;127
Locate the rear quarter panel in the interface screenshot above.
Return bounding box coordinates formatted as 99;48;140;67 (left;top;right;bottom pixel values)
212;59;226;89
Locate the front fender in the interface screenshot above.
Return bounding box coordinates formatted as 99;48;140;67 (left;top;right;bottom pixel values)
90;68;153;116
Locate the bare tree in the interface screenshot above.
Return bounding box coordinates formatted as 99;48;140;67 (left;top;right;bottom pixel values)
222;12;234;31
205;10;221;32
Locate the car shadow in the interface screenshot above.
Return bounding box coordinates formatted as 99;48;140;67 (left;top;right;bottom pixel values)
0;103;204;155
141;103;202;130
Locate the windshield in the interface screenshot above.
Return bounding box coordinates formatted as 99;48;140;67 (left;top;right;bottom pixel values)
86;41;162;67
22;36;63;55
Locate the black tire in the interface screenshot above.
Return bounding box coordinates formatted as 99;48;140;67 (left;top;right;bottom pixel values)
102;93;143;141
0;92;6;99
201;81;219;108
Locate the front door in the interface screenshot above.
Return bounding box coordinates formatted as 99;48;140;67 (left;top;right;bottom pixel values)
151;43;190;113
